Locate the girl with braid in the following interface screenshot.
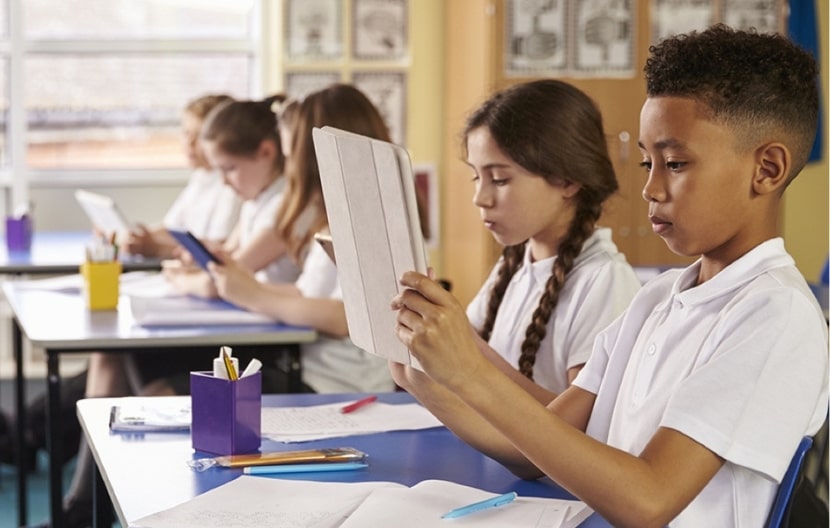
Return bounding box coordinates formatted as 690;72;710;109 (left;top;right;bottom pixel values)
462;79;641;401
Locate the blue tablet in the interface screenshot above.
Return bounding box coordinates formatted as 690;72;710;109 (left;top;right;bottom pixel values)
167;229;221;270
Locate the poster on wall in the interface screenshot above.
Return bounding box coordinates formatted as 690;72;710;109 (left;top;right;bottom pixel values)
286;0;343;60
722;0;784;34
285;72;341;100
650;0;714;44
353;0;408;60
573;0;635;75
413;163;439;248
352;71;406;146
504;0;568;76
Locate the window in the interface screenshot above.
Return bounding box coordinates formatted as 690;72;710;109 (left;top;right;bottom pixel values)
2;0;262;185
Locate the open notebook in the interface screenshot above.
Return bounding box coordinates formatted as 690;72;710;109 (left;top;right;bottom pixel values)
313;126;427;369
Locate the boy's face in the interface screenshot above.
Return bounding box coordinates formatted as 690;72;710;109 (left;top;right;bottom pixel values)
638;97;763;269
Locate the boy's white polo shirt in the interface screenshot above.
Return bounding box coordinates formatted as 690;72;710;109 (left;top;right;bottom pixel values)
467;227;640;394
574;238;829;527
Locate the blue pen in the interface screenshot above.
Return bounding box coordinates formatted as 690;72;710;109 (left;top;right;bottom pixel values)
441;491;518;519
243;462;368;475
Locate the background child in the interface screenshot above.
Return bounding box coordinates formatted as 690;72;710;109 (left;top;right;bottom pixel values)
463;79;640;400
390;25;828;527
208;83;395;394
121;93;242;257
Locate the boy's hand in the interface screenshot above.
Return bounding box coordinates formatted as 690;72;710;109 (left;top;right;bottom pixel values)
391;271;485;391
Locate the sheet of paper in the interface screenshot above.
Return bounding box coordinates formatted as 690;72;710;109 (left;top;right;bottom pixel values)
340;479;593;528
261;401;443;443
10;273;83;292
128;295;275;326
119;271;177;298
129;475;404;528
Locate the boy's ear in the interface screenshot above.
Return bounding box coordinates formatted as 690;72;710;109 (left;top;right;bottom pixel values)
752;142;790;195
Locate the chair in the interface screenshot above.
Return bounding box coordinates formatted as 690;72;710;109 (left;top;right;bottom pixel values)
765;436;814;528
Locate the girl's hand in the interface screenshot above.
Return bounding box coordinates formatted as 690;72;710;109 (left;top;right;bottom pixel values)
162;259;215;297
391;271;485;390
207;256;260;309
123;224;155;256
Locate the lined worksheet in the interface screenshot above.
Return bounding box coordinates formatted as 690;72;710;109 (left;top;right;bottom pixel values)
129;476;592;528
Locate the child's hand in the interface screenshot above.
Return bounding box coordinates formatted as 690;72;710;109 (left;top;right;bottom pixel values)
207;258;260;309
123;224;156;257
162;260;215;298
391;271;484;390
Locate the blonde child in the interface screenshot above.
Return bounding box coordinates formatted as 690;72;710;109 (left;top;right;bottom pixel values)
391;26;828;527
208;83;395;394
122;93;242;257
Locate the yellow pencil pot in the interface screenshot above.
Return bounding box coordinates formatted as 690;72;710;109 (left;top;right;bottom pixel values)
80;261;122;310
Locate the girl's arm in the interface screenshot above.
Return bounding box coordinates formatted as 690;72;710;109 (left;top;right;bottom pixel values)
209;260;349;337
393;271;723;528
472;333;561;404
231;227;289;273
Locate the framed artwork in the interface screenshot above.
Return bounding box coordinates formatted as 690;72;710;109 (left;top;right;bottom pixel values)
286;0;343;60
285;72;340;100
353;0;408;60
504;0;567;76
352;71;406;146
722;0;785;35
573;0;635;76
413;163;439;248
650;0;714;44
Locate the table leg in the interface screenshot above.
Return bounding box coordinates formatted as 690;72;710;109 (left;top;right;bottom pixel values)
13;318;27;526
287;345;302;393
47;350;65;528
92;458;113;528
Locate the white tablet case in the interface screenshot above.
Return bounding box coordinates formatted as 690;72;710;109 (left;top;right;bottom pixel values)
313;126;427;368
74;189;130;234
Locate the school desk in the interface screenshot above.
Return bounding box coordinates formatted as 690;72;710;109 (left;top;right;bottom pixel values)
76;393;610;528
0;230;161;275
2;281;316;528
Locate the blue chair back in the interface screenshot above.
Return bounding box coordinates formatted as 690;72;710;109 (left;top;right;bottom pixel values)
765;436;814;528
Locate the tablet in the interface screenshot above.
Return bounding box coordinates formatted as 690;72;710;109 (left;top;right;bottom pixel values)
313;126;427;369
167;229;221;270
74;189;131;234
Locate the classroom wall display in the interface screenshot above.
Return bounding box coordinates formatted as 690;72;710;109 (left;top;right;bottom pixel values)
650;0;786;45
352;0;409;60
352;72;406;146
285;72;341;100
505;0;635;78
413;163;439;248
286;0;343;60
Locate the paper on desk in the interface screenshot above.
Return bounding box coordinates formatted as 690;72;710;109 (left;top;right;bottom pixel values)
261;401;443;443
129;475;403;528
10;273;83;292
340;479;593;528
129;295;275;326
130;476;591;528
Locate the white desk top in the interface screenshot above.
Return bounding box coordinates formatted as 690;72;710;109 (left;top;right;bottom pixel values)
2;280;316;350
0;230;161;275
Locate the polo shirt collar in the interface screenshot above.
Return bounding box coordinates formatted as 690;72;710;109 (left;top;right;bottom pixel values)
671;238;793;305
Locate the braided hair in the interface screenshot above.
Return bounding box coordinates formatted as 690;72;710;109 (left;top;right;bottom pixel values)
466;80;618;380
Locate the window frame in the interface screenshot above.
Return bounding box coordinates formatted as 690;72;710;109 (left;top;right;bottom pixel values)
1;0;270;209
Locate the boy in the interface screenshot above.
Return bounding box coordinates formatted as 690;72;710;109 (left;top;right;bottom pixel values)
390;25;827;527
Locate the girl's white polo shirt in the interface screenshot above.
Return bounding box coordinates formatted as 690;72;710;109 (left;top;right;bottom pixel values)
163;168;242;241
467;227;641;394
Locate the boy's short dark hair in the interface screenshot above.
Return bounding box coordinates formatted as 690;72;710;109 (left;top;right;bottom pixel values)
644;24;819;178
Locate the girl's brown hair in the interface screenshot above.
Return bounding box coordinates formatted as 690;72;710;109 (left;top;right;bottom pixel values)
465;80;618;380
199;94;287;174
276;84;390;262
